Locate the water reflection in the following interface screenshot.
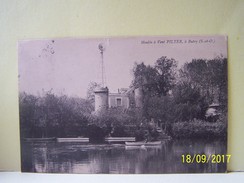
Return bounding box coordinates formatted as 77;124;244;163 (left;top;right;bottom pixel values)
21;139;226;173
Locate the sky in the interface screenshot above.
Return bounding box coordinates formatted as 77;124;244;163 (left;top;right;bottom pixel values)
18;35;227;98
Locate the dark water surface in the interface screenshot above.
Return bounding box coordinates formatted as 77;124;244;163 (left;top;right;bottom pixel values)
21;139;227;174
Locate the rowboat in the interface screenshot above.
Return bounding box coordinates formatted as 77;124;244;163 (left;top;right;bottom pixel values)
105;137;135;143
57;138;89;143
125;141;161;146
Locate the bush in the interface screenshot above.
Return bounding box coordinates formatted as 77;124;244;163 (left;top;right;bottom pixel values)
172;118;227;139
88;108;143;137
85;124;105;143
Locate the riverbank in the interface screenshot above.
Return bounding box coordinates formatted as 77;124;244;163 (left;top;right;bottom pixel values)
22;120;226;142
172;120;227;139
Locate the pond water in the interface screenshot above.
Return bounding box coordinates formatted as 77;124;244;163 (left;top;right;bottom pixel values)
21;139;227;174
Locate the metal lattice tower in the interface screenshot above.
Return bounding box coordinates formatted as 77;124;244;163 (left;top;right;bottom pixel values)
98;43;106;87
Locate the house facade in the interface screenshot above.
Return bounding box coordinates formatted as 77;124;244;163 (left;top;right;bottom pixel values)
94;87;142;112
109;92;130;109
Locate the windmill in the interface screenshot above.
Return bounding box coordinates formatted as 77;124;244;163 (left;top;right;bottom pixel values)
94;43;109;112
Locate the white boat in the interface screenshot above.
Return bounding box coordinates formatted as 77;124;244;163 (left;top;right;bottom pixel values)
125;141;161;146
56;138;89;143
23;137;56;142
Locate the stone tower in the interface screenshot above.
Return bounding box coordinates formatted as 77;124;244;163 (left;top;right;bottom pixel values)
94;86;109;112
134;87;143;108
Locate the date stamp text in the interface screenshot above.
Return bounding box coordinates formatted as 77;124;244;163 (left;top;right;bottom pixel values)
181;154;231;164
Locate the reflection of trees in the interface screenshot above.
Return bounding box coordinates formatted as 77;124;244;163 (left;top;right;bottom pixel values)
87;147;140;173
21;142;34;172
171;139;227;173
24;140;226;173
33;144;48;172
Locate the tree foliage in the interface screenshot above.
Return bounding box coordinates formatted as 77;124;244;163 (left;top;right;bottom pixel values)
19;92;93;138
179;57;227;107
154;56;177;96
131;56;227;125
132;56;177;97
86;82;101;103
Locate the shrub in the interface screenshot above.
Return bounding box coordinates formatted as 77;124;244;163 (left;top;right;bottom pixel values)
85;124;105;143
88;108;143;137
172;118;227;139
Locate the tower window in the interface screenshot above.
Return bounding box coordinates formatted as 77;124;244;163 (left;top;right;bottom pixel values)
116;98;122;107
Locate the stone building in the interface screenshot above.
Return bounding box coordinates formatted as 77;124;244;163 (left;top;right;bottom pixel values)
108;88;130;109
94;87;143;112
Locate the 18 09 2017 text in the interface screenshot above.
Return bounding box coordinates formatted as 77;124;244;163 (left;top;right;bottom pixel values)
182;154;231;164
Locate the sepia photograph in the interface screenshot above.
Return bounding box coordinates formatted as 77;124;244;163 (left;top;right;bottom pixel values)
18;35;228;174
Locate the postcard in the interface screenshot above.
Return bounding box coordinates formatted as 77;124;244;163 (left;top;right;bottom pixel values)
19;35;228;173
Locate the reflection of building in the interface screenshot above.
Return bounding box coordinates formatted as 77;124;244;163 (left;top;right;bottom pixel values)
109;88;130;108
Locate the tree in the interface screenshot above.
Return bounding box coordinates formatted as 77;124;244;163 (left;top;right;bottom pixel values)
131;57;177;119
154;56;177;96
19;92;39;138
19;91;93;138
131;56;177;97
172;81;207;120
179;57;227;108
207;57;227;107
86;82;101;103
131;62;156;90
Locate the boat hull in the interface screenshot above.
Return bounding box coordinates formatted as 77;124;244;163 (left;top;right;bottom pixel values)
125;141;161;146
23;137;56;142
